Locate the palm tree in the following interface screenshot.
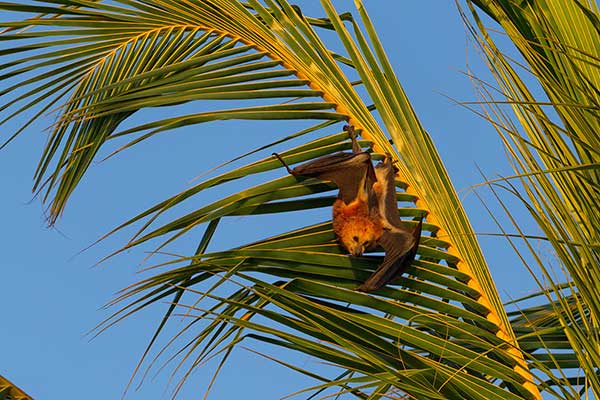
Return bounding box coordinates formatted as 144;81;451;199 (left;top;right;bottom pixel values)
0;1;597;399
0;375;33;400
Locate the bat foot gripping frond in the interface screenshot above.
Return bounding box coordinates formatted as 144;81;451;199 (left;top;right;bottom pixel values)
343;124;361;154
272;152;293;174
343;124;355;136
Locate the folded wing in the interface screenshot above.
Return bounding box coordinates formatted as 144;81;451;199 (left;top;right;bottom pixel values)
356;219;422;292
356;156;423;292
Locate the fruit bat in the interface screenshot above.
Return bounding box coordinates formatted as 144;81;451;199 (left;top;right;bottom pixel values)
273;125;422;292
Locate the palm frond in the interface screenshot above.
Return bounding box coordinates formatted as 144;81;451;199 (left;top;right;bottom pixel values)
0;1;542;399
0;375;33;400
463;0;600;397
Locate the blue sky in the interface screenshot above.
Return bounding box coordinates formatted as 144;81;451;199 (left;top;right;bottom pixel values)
0;1;540;399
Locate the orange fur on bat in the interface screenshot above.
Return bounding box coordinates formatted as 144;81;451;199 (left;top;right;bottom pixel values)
332;197;383;257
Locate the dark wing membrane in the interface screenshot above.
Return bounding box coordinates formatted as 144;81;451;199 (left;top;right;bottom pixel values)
291;152;375;204
356;219;422;292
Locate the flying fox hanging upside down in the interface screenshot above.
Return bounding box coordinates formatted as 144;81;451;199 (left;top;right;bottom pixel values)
273;125;423;292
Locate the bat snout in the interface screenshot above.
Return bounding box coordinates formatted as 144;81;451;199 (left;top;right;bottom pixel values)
349;245;365;257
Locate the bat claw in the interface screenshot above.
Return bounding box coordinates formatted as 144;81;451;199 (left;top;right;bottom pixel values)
272;152;293;174
354;283;374;293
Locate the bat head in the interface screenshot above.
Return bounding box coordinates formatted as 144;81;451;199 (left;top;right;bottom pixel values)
336;216;382;256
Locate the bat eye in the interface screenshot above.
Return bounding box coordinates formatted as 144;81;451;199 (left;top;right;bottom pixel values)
352;236;359;242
